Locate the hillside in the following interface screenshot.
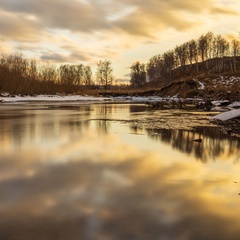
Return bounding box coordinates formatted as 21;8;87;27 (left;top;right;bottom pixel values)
145;74;240;99
138;57;240;100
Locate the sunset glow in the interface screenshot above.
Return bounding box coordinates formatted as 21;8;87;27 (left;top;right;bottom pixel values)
0;0;240;83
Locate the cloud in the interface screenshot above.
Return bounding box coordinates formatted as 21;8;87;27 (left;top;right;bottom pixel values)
0;0;240;78
112;0;238;36
40;52;70;62
0;0;110;33
115;78;130;84
1;0;238;41
0;10;41;42
0;38;13;53
210;6;239;15
39;44;122;64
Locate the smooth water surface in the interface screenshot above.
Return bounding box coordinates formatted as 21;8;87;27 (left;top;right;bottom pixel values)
0;102;240;240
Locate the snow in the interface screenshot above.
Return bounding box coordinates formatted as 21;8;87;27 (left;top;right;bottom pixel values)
0;92;10;97
228;101;240;108
1;94;239;108
1;95;108;103
211;100;230;106
211;76;240;87
193;75;240;90
0;95;178;103
212;109;240;121
193;79;205;90
131;96;163;102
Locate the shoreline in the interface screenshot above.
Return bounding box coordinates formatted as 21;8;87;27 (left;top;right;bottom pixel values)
1;95;240;138
211;118;240;137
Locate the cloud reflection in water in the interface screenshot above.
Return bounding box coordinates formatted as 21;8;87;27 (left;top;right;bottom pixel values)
0;133;240;240
0;103;240;240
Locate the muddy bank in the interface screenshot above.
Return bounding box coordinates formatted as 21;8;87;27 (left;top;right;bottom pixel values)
129;109;217;131
212;118;240;136
128;108;240;138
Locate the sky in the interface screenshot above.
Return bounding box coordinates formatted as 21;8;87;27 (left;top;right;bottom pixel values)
0;0;240;83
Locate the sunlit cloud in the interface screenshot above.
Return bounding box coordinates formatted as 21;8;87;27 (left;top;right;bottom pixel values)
0;10;41;42
0;0;240;78
0;38;12;53
40;52;70;62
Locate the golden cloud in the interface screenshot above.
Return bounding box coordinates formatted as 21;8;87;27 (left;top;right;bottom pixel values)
0;0;239;72
0;10;41;42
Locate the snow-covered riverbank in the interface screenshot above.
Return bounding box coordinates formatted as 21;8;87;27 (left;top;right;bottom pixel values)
0;94;110;102
0;94;186;103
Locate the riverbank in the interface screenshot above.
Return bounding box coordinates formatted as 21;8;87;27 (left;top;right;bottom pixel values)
211;118;240;137
1;94;239;138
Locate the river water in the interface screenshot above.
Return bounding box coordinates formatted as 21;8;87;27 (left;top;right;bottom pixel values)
0;102;240;240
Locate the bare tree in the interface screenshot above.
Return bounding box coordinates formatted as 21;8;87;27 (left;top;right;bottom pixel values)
130;61;146;87
205;32;214;70
96;60;114;89
218;37;229;72
174;43;188;72
27;59;38;81
59;64;84;85
59;64;72;84
230;39;240;72
187;39;199;71
146;54;163;81
5;53;28;77
198;34;208;67
83;65;93;86
162;50;175;81
40;63;57;82
74;64;84;85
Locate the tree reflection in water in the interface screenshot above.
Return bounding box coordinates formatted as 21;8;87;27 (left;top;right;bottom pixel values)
96;104;112;135
146;127;240;162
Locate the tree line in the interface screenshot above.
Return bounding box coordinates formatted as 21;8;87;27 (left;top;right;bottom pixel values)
1;31;240;95
0;54;114;94
130;32;240;87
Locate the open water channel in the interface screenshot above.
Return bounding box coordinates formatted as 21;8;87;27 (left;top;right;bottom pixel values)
0;102;240;240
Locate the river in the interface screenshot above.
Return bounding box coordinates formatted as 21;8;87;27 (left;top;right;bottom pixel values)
0;102;240;240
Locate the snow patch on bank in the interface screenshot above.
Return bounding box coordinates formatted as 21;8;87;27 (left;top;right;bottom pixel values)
0;94;196;103
194;79;205;90
1;95;108;102
194;75;240;90
212;109;240;121
210;76;239;88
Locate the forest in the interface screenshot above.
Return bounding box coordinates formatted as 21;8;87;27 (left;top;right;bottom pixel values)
0;31;240;95
130;32;240;87
0;56;115;95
